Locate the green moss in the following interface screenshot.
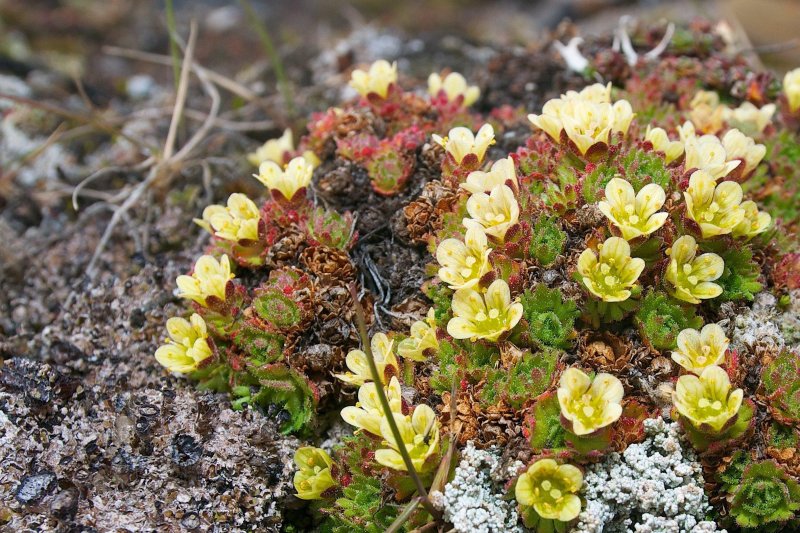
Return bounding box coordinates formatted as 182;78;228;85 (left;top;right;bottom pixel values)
482;348;560;408
520;285;579;349
718;450;751;493
730;460;800;530
699;242;763;302
635;291;703;350
582;146;674;204
253;289;302;330
761;349;800;423
528;217;567;267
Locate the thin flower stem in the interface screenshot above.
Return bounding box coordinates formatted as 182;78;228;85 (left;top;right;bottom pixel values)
165;0;181;90
385;497;421;533
237;0;296;118
348;284;441;521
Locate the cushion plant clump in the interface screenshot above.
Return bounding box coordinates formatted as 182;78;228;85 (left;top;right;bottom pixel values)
154;20;800;532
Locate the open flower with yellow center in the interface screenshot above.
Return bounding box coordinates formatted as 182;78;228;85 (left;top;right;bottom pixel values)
462;156;517;194
673;365;743;433
785;68;800;112
464;184;519;241
375;404;440;472
293;447;336;500
398;308;439;361
645;126;684;164
688;90;726;134
732;200;771;240
176;254;234;305
436;225;492;290
725;102;776;134
577;237;645;302
598;178;667;240
515;459;583;522
154;313;213;373
683;135;740;180
684;170;746;238
557;367;624;436
333;332;399;386
349;59;397;99
428;72;480;107
254;156;314;201
447;279;523;342
528;83;634;155
432;124;495;164
721;129;766;177
672;324;729;374
665;235;724;304
194;193;260;242
341;377;403;436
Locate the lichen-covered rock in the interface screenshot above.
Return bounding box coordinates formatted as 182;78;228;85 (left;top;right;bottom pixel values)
432;441;522;533
573;418;724;533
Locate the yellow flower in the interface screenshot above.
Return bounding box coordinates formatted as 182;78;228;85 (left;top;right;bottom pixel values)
673;365;743;433
645;126;684;164
598;177;667;240
428;72;480;107
515;459;583;522
528;83;634;155
176;254;234;305
447;279;523;342
293;447;336;500
665;235;724;304
254;156;314;201
672;323;729;374
397;308;439;362
785;68;800;112
247;128;293;167
683;135;740;180
341;377;403;436
677;121;697;143
461;156;517;194
375;404;440;472
732;200;771;240
688;90;726;134
349;59;398;99
557;367;624;436
684;170;746;238
725;102;775;134
464;184;520;241
154;313;213;373
194;193;260;242
432;124;495;164
333;332;399;386
577;237;645;302
436;225;492;290
721;129;766;177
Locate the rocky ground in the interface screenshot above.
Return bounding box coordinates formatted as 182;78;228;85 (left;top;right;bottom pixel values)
0;0;782;531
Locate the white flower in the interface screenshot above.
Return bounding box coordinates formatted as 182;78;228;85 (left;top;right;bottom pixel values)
683;134;740;180
349;60;397;99
432;124;495;164
428;72;480;106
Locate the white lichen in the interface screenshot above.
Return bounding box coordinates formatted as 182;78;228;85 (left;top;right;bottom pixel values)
573;418;724;533
729;292;785;350
433;442;522;533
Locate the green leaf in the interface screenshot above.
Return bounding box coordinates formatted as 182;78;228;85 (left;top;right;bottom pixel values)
528;216;567;267
521;284;579;349
635;290;703;350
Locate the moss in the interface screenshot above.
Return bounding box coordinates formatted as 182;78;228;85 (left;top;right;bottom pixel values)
635;290;703;350
718;450;751;493
729;460;800;531
761;349;800;423
582;146;674;204
700;242;763;302
527;216;567;267
481;347;560;408
520;284;579;349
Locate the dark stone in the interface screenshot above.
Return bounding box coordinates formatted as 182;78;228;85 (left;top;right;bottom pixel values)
15;471;57;505
0;358;78;412
129;308;146;329
171;434;203;468
49;487;80;519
